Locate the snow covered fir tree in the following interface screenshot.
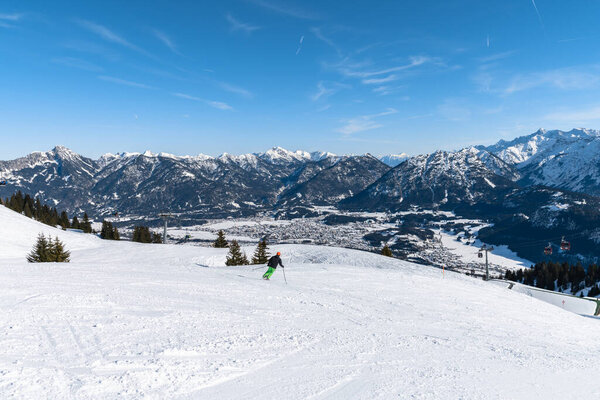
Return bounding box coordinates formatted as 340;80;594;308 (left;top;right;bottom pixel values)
381;245;393;257
27;234;70;263
100;220;120;240
251;239;270;264
213;230;228;248
225;240;249;266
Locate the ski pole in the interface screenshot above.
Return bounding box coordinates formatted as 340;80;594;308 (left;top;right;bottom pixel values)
282;267;287;284
252;265;265;271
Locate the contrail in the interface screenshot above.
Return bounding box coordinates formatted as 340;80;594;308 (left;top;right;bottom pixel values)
296;35;304;55
531;0;545;29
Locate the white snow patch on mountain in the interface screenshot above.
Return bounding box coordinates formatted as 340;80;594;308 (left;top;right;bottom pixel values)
378;153;409;167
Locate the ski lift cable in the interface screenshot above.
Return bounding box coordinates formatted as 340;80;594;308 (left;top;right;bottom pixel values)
507;232;583;248
478;229;587;248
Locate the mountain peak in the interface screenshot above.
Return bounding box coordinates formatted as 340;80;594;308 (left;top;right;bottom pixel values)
378;153;409;167
52;145;76;156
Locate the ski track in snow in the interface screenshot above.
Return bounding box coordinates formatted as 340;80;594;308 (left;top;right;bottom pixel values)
1;206;600;399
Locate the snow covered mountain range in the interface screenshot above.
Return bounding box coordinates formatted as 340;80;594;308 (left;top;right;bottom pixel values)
0;146;390;216
3;128;600;261
479;128;600;196
1;128;600;220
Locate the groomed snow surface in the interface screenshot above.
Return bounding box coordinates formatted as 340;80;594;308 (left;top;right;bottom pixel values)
1;206;600;399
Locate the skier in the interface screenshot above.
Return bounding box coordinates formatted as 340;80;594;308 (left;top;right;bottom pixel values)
263;252;284;280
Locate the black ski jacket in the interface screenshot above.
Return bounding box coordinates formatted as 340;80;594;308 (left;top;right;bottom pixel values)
267;255;284;269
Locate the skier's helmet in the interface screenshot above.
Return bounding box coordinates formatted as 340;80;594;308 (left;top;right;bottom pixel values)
277;252;281;256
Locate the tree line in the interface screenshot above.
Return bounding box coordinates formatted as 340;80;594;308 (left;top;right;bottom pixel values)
2;190;92;232
505;261;600;297
132;225;162;243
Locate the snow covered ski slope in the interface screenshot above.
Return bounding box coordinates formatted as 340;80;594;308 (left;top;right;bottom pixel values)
1;205;600;399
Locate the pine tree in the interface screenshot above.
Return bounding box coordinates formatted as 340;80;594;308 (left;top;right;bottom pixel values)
58;210;69;229
27;234;51;262
101;220;113;239
101;220;119;240
27;234;70;263
214;230;229;248
152;232;162;243
381;244;393;257
81;213;92;233
23;202;33;218
71;216;80;230
48;236;70;262
132;226;153;243
132;226;141;242
251;238;270;264
225;240;249;266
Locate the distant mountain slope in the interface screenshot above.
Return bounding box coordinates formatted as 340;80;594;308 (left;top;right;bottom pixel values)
0;146;388;217
342;148;517;211
278;155;390;206
340;144;600;263
378;153;409;167
480;128;600;196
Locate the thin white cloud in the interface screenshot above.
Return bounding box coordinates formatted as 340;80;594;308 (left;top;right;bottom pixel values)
543;105;600;123
52;57;104;72
218;81;253;98
246;0;318;20
295;35;304;55
474;65;600;95
309;27;341;56
151;29;181;55
75;19;150;57
362;75;398;85
336;108;397;135
338;56;430;78
505;66;600;94
478;50;517;63
557;36;596;43
98;75;154;89
311;81;349;101
0;13;22;21
0;12;23;28
173;92;201;101
172;92;233;110
226;14;260;33
207;100;233;111
371;85;405;96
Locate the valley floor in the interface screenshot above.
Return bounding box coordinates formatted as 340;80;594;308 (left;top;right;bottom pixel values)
1;207;600;399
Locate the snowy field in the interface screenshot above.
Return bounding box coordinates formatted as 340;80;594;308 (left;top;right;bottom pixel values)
1;206;600;399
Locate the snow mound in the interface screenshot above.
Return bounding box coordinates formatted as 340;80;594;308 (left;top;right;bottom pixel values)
0;205;102;259
1;206;600;399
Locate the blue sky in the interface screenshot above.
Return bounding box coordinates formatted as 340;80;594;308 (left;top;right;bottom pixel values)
2;0;600;159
